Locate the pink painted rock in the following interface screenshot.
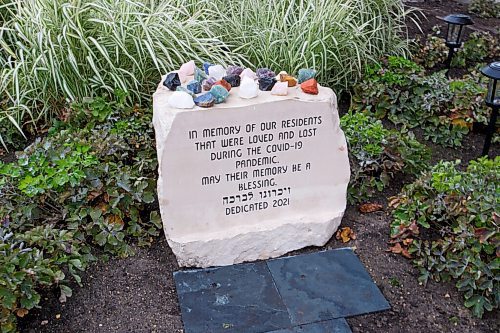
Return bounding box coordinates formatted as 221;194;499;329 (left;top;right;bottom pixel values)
179;60;195;77
240;68;256;80
271;81;288;96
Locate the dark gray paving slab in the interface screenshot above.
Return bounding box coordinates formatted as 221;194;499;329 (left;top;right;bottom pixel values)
267;318;352;333
173;262;290;333
267;248;390;325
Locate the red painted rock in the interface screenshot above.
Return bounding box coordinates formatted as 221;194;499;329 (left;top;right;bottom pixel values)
301;78;318;95
213;79;232;92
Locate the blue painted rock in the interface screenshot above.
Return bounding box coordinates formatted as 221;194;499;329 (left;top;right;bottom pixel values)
203;62;214;75
298;68;317;84
223;74;241;87
187;80;202;94
176;86;196;97
194;92;215;108
194;67;208;82
258;77;277;91
163;72;181;91
210;85;229;104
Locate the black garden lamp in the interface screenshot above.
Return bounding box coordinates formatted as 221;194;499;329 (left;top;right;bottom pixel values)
480;61;500;156
443;14;473;76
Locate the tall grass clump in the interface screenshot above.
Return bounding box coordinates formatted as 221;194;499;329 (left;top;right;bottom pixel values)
0;0;247;147
208;0;412;90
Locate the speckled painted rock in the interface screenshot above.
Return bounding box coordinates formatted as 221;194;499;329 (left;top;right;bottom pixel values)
298;68;317;84
187;80;202;94
223;74;241;87
256;68;276;79
226;65;244;76
163;72;181;91
209;85;229;104
176;86;196;97
194;92;215;108
258;77;277;91
202;77;217;91
301;78;319;95
213;79;232;92
194;67;208;82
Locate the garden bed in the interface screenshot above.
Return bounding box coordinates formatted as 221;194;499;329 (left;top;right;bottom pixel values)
3;0;499;332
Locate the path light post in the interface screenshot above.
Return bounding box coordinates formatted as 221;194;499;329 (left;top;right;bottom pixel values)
443;14;473;77
480;61;500;157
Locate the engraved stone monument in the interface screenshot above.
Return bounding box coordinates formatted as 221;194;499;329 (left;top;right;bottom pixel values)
153;72;350;267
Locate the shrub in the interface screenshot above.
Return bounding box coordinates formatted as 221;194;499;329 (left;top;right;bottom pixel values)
0;0;247;148
389;157;499;318
0;95;162;332
351;56;492;147
469;0;500;18
208;0;412;90
341;112;430;203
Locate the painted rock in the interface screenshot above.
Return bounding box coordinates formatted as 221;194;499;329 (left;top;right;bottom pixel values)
238;76;258;99
203;62;214;75
213;79;232;92
208;65;226;81
167;91;194;109
226;65;244;76
194;67;208;82
223;74;241;87
179;60;195;80
209;85;229;104
163;72;181;91
176;86;196;97
256;68;276;79
194;92;215;108
202;77;217;91
258;77;277;91
298;68;317;84
271;81;288;96
187;80;202;94
300;78;319;95
280;74;298;87
240;68;256;80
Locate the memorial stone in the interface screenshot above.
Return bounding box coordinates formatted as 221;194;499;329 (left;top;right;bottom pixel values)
153;73;350;267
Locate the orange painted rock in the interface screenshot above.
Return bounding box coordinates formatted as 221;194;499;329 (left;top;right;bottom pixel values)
280;74;297;87
213;79;231;92
300;78;318;95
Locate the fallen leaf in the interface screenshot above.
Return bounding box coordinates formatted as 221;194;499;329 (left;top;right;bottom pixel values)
336;227;356;243
402;238;413;246
388;243;403;254
16;309;28;318
107;214;124;227
359;203;383;213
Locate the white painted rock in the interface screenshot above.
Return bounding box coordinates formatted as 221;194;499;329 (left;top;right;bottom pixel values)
167;91;194;109
208;65;226;81
153;74;350;268
238;76;259;99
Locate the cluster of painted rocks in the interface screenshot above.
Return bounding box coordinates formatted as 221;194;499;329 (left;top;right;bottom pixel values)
164;61;320;109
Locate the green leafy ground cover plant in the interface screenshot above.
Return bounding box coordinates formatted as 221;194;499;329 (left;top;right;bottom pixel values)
351;56;493;147
389;157;499;318
469;0;500;18
341;112;429;203
411;28;500;69
0;95;161;332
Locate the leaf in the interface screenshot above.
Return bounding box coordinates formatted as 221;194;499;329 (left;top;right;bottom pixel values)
359;203;383;213
59;285;72;303
474;228;496;244
336;227;356;243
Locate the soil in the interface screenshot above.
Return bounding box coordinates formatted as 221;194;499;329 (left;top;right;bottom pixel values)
12;1;500;332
